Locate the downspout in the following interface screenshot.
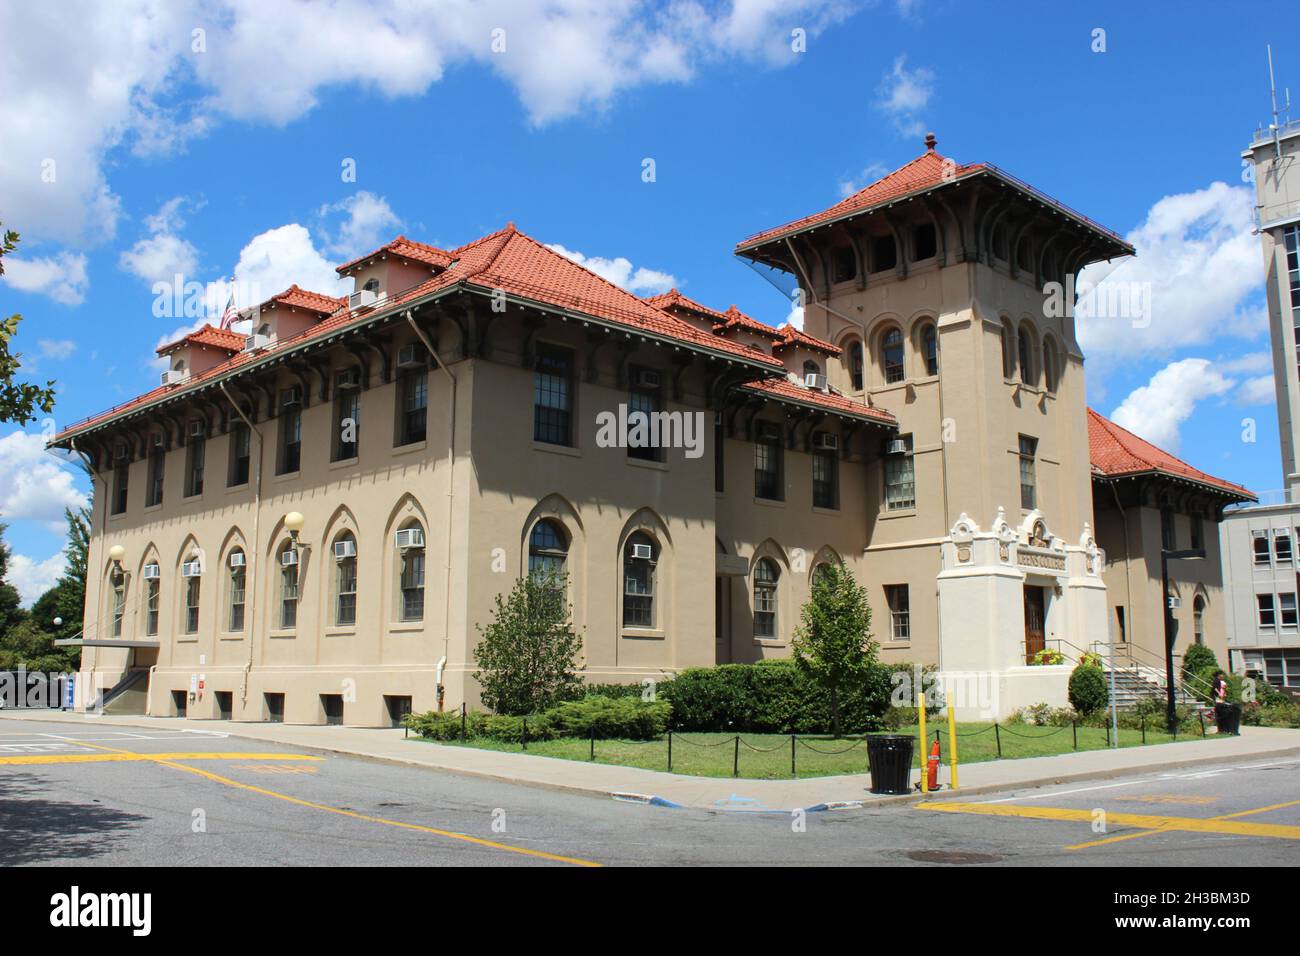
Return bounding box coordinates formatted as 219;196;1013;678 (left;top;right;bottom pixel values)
405;311;456;709
221;382;264;708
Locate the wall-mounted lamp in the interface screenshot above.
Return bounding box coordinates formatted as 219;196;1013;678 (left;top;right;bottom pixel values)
285;511;306;546
108;544;126;573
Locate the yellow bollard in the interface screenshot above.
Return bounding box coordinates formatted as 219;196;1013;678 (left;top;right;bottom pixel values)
917;692;928;794
947;702;959;790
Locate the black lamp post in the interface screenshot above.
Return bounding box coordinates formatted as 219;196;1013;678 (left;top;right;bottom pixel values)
1161;547;1206;733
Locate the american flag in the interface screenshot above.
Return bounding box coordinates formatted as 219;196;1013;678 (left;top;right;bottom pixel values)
218;291;238;330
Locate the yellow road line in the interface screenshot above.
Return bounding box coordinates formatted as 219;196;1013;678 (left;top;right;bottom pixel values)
45;735;601;868
916;800;1300;841
0;752;322;766
1066;797;1300;850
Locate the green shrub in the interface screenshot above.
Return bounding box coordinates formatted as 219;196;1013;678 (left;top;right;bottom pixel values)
1181;644;1218;684
544;696;671;740
1068;663;1108;715
1029;649;1065;666
404;709;486;740
581;681;663;701
480;713;555;743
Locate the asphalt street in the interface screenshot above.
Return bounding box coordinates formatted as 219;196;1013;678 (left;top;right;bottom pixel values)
1;717;1296;866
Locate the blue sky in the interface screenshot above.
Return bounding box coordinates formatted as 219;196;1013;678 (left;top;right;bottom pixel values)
0;0;1290;602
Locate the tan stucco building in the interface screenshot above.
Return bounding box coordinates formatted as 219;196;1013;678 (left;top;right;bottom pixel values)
51;138;1249;723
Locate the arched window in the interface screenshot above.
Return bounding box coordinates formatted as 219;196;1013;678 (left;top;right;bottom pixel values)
143;563;160;637
1017;326;1035;386
1001;319;1015;379
753;558;779;638
182;555;201;635
623;532;657;628
849;340;864;391
333;531;357;626
881;328;905;384
278;540;299;630
529;520;569;584
363;277;380;293
109;569;127;639
921;323;939;376
227;548;246;632
1193;595;1206;645
397;521;426;622
1042;338;1059;393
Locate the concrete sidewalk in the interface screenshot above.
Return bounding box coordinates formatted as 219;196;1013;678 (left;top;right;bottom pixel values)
5;709;1300;811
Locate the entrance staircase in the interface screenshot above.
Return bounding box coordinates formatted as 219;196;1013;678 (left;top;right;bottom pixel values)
1102;667;1201;710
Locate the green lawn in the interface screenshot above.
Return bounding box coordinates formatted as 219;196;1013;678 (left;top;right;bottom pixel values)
420;721;1225;780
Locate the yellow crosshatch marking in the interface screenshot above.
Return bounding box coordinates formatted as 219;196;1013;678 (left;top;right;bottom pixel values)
916;800;1300;842
0;752;323;766
1065;797;1300;850
1113;794;1217;806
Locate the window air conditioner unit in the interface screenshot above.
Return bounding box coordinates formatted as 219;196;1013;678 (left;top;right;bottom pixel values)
189;421;206;439
804;372;827;390
281;549;299;568
396;344;424;368
395;528;425;550
1167;596;1181;610
636;370;662;389
812;432;839;452
161;369;186;386
142;563;161;580
181;560;202;578
349;288;379;311
228;552;246;569
243;333;270;352
631;543;654;561
886;438;908;455
333;539;357;560
281;387;302;407
336;367;362;390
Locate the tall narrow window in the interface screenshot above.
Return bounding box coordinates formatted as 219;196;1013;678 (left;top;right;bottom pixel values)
627;367;663;462
333;532;357;626
1161;506;1176;551
1115;606;1126;643
1282;592;1298;628
884;435;915;511
533;345;573;446
753;558;779;638
229;423;251;487
1253;532;1271;566
528;520;569;584
398;523;426;622
850;340;864;391
813;441;838;510
871;235;897;271
184;575;201;635
185;429;205;497
1018;327;1035;385
111;459;129;515
278;393;302;474
1275;530;1293;564
398;369;427;445
146;445;165;507
623;533;657;628
333;389;360;461
913;222;937;260
1019;435;1038;511
885;585;910;640
1192;595;1206;645
279;541;299;630
1042;338;1058;393
754;422;783;500
1190;515;1204;552
145;575;160;637
1001;320;1015;378
1258;593;1276;629
881;328;905;384
110;574;126;638
922;323;939;376
228;551;246;632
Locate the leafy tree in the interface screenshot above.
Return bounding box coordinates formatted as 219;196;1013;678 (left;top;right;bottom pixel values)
0;224;57;425
46;505;90;642
791;561;878;737
1181;643;1218;685
0;523;23;638
472;573;584;715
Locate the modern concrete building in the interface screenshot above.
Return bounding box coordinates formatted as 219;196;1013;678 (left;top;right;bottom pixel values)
50;137;1248;723
1218;94;1300;690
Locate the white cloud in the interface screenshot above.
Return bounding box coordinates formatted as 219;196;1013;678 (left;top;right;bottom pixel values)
0;431;88;527
119;197;201;283
1237;375;1276;407
37;339;77;360
838;162;889;198
7;551;65;607
785;301;805;330
1110;358;1235;452
318;192;402;259
1077;183;1264;359
546;243;678;295
1;252;89;305
875;55;934;137
1;1;856;244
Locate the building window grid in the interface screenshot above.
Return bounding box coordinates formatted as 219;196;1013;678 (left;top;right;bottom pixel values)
754;425;782;500
886;585;910;641
884;436;915;511
1019;436;1037;511
230;424;251;487
1254;532;1272;567
147;449;165;507
882;328;905;384
400;546;425;622
279;406;302;474
110;578;125;638
753;559;779;638
623;534;655;628
334;391;360;461
184;577;201;634
145;579;159;637
1275;530;1293;565
626;382;662;462
1282;592;1298;629
399;370;428;445
533;347;573;446
813;448;838;510
228;560;246;632
335;535;357;627
1258;593;1276;629
186;435;205;497
280;555;299;630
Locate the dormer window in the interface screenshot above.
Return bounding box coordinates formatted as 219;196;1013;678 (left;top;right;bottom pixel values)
363;278;380;294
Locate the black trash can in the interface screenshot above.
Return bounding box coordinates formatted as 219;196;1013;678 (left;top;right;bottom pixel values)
866;734;916;795
1214;703;1242;736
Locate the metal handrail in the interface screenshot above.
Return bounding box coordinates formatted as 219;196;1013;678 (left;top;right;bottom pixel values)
1089;640;1214;701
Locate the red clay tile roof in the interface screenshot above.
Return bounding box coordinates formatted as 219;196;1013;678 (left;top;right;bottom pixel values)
774;324;840;355
1087;408;1255;500
54;225;785;443
155;324;246;356
335;235;455;274
643;288;729;324
643;289;787;343
740;377;896;425
267;284;347;315
735;140;1133;256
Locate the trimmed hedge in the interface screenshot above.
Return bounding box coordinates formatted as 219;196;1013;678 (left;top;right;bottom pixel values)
1068;663;1108;715
406;695;670;743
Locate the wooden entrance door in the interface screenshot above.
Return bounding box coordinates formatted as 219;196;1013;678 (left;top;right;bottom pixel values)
1023;585;1046;663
